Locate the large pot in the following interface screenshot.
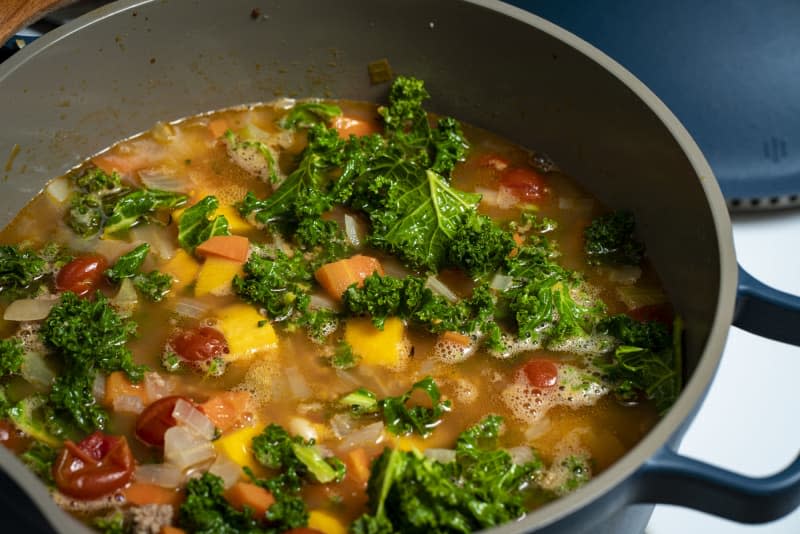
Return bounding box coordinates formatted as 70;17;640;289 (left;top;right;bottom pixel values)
0;1;798;532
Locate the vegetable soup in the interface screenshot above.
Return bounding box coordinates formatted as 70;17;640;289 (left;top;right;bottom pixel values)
0;77;680;534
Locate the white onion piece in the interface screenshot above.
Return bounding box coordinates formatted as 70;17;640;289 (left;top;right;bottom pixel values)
506;446;535;466
607;265;642;285
425;276;458;303
164;426;216;470
273;97;297;110
424;448;457;463
113;394;144;414
172;399;216;440
475;187;499;207
4;298;57;321
288;417;318;442
172;298;211;319
208;455;242;489
308;293;337;311
92;373;106;401
134;463;184;488
111;278;138;317
558;197;594;212
329;413;356;439
46;177;71;203
336;421;385;453
344;214;361;247
130;225;176;260
285;367;312;399
490;274;514;291
139;168;193;192
495;186;520;209
334;369;360;386
144;372;174;402
21;351;55;386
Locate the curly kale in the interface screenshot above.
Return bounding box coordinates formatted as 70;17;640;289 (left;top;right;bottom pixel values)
0;245;47;299
447;215;516;277
584;210;644;266
351;416;543;534
179;472;265;533
279;102;342;130
178;195;230;252
105;243;172;301
0;338;24;378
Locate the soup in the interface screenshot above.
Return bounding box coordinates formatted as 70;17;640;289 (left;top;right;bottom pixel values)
0;77;679;533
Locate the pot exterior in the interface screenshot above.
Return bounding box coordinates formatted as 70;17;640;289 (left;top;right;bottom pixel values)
0;0;737;532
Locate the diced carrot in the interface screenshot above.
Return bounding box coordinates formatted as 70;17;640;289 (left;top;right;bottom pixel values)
225;481;275;518
208;119;229;139
314;255;384;301
440;331;472;347
104;371;148;406
200;391;254;433
196;235;250;263
512;233;524;246
160;527;187;534
92;151;145;177
332;116;380;139
125;482;184;507
344;448;372;487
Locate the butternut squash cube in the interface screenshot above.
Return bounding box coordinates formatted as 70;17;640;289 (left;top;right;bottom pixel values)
216;204;252;234
214;424;265;472
215;303;278;361
308;510;347;534
194;256;244;297
161;249;200;293
344;317;408;368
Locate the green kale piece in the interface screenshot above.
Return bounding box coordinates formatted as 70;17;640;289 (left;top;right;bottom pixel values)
557;455;592;494
279;102;342;129
74;167;122;193
233;246;313;324
105;243;150;282
447;215;516;277
299;307;339;343
177;195;230;252
0;245;47;299
41;292;144;431
179;472;265;533
584;210;644;266
224;130;280;184
92;511;127;534
599;313;671;349
329;340;359;369
8;396;64;447
0;338;24;378
339;387;379;416
351;415;542;533
20;442;58;485
104;188;187;237
596;316;683;414
132;271;173;302
66;167;126;238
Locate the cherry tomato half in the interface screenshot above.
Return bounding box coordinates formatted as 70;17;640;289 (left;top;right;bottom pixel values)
170;326;229;363
53;431;134;500
135;395;192;447
498;167;549;202
522;359;560;389
55;254;108;297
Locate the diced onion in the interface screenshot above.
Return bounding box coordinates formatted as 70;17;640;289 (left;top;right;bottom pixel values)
113;395;144;414
164;426;216;470
46;177;71;203
273;97;297;110
496;186;520;209
288;416;318;442
3;298;57;321
506;446;535;466
475;187;499;207
344;214;361;247
134;463;184;488
111;278;138;317
309;293;337;311
172;398;216;440
329;413;356;439
208;454;242;489
425;276;458;303
285;367;312;400
607;265;642;285
424;448;457;463
93;373;106;401
558;197;594;212
21;351;55;386
144;372;174;403
172;298;211;319
490;274;513;291
139;168;193;193
336;421;384;453
130;225;176;260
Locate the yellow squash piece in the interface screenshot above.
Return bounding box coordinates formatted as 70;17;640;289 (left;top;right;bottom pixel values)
160;249;200;293
215;303;278;361
214;423;265;473
344;317;408;368
216;204;252;233
194;256;244;296
308;510;347;534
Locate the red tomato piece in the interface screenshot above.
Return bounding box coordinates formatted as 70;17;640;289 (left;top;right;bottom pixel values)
522;359;560;389
55;254;108;297
53;431;134;500
135;396;192;447
170;326;229;363
0;420;27;453
498;167;548;202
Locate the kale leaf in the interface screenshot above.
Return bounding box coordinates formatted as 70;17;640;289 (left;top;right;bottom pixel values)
132;271;173;302
179;472;264;533
0;245;47;299
446;215;516;277
584;210;644;266
104;188;187;237
279;102;342;130
0;338;24;377
177;195;230;252
20;442;58;485
105;243;150;282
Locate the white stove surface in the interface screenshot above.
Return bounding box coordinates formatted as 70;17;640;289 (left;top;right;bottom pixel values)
647;209;800;533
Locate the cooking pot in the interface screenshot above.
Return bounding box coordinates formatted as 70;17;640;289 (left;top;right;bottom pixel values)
0;1;799;532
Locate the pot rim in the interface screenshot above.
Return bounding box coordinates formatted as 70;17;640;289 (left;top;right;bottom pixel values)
0;0;739;532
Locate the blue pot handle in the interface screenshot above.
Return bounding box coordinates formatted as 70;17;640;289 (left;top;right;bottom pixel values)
634;265;800;520
733;265;800;345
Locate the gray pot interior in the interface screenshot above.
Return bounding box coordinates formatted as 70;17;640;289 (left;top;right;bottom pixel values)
0;0;737;532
